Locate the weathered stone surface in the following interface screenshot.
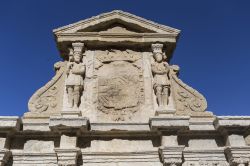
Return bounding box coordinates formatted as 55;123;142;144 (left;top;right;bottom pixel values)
0;138;6;149
81;151;162;166
150;116;189;130
227;134;246;146
216;116;250;128
161;135;179;146
82;139;157;152
245;135;250;145
189;117;216;130
23;140;54;153
90;123;150;132
225;146;250;165
49;116;88;132
12;151;58;166
0;116;20;131
60;135;77;149
22;117;50;131
188;139;218;149
55;148;80;166
183;148;229;166
159;146;185;166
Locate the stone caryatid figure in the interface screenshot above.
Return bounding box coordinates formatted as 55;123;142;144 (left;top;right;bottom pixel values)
65;43;85;109
151;43;170;110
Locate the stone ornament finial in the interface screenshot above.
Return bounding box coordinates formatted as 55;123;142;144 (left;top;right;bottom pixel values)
65;42;86;110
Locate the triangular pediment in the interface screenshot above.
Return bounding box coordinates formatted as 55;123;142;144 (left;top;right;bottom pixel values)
78;22;154;33
53;10;180;34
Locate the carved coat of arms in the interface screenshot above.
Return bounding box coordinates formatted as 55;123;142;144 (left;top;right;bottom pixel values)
95;50;144;121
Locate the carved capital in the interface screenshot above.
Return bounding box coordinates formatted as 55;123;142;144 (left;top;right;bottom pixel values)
151;43;164;53
72;42;84;54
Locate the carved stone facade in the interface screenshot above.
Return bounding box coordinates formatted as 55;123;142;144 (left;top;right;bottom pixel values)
0;10;249;166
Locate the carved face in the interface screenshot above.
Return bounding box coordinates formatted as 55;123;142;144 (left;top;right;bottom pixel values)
154;53;163;62
73;53;82;63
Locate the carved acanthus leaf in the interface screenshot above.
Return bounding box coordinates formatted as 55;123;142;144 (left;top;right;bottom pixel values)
170;66;208;114
28;61;66;114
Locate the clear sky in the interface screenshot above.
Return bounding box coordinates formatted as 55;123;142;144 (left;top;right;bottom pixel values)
0;0;249;116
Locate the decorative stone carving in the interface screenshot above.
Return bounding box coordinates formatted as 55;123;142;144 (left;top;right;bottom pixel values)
169;65;209;116
225;147;250;166
4;9;249;166
27;61;66;117
65;42;85;110
94;49;144;121
151;43;171;111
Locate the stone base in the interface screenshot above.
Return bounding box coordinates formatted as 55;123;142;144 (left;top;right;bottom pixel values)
61;110;82;117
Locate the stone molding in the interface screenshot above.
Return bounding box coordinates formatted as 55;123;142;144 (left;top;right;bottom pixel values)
183;148;229;166
55;148;80;166
225;146;250;165
53;10;180;34
49;116;89;133
0;115;249;165
81;151;162;165
12;151;58;166
159;146;185;166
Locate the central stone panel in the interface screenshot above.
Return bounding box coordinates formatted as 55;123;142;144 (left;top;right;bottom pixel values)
95;49;144;122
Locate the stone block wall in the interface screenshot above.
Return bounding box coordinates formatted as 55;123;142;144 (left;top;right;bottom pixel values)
0;116;250;166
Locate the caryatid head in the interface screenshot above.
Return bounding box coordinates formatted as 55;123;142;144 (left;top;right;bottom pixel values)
72;42;84;63
151;43;167;63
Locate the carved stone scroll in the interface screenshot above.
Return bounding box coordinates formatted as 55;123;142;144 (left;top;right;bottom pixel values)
169;65;209;116
26;61;66;117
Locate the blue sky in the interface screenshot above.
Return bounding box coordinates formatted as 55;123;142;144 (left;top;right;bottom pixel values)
0;0;249;116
